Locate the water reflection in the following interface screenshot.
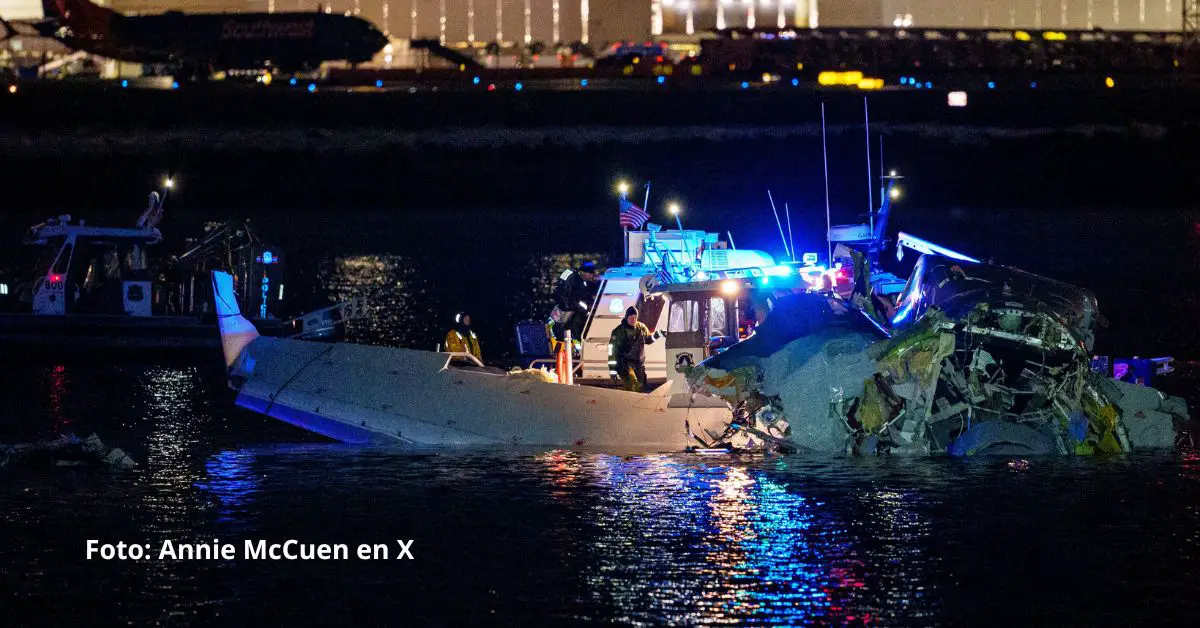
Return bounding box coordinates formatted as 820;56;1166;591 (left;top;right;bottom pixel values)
316;252;609;357
194;449;262;533
320;254;439;349
132;366;217;620
555;455;938;624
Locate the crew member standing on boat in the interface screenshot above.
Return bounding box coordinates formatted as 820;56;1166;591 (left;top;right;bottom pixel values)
550;261;599;349
608;306;663;392
444;312;483;362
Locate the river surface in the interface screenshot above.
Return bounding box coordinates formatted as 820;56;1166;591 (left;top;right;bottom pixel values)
1;363;1199;625
2;120;1200;623
0;223;1198;624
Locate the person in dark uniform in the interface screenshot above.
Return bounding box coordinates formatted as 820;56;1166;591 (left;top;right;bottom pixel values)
550;260;599;347
608;306;663;392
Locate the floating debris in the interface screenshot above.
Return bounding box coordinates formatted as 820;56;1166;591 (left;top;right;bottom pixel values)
0;433;136;470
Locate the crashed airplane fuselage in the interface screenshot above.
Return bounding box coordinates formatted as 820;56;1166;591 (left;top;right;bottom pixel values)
213;271;731;451
683;255;1189;456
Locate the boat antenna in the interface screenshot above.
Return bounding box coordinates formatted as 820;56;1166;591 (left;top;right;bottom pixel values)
785;202;795;262
820;102;833;268
642;181;652;216
767;190;790;260
726;230;737;250
879;135;885;200
864;96;874;233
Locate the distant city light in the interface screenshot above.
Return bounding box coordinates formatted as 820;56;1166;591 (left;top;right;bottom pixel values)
740;81;749;89
791;78;799;86
171;81;179;90
7;84;16;94
1105;76;1115;88
290;77;297;86
472;76;480;84
1030;81;1038;88
657;76;665;84
121;80;128;88
515;82;524;91
260;72;273;86
924;81;932;88
307;83;316;92
987;81;996;89
376;80;384;88
580;79;588;87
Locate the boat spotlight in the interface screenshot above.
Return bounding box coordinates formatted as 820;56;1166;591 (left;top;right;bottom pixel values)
889;186;901;200
164;177;174;189
617;181;630;195
668;202;681;215
720;280;740;295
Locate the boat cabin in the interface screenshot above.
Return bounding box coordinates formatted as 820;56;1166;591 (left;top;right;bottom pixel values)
23;215;161;316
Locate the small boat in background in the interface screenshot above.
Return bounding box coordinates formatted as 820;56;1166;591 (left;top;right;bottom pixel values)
0;188;291;353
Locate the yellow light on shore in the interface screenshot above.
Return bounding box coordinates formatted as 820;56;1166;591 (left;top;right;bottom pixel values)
164;177;174;189
1105;76;1115;88
261;72;273;86
7;84;16;94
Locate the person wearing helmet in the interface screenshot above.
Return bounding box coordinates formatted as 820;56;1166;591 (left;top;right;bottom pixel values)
444;312;483;362
549;260;599;350
607;305;664;392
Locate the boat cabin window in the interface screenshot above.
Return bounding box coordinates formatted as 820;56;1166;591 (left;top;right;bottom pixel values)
709;297;727;337
640;294;665;331
668;299;700;333
52;242;73;276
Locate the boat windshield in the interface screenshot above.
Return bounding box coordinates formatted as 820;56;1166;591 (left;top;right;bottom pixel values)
30;237;65;277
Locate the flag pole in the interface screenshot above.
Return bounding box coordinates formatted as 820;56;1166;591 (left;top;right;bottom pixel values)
620;185;629;262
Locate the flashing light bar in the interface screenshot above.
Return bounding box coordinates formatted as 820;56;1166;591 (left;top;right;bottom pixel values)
895;232;980;263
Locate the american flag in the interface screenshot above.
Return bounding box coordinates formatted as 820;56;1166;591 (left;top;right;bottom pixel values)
618;198;650;229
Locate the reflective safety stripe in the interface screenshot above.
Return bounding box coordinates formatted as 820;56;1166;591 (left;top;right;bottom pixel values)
559;270;573;280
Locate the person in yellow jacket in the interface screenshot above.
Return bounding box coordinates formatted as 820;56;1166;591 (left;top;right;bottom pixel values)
444;312;483;362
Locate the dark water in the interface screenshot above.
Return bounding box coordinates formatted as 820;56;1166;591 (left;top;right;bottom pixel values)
3;362;1200;625
3;112;1200;624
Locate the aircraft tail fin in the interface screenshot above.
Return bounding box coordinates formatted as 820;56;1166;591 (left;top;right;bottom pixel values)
212;271;260;369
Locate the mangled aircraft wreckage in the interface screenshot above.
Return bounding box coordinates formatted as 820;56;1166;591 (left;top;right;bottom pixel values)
683;252;1189;456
